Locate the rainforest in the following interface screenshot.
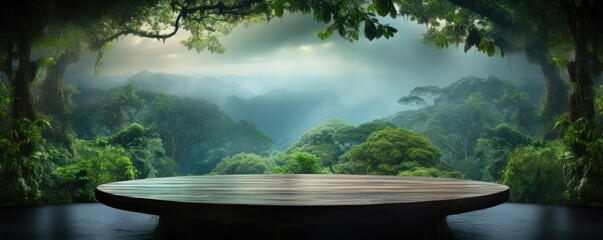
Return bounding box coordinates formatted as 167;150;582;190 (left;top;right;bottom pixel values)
1;0;603;239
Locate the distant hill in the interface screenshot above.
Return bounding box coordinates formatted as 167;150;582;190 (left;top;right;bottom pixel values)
127;71;255;104
65;70;254;104
222;89;339;150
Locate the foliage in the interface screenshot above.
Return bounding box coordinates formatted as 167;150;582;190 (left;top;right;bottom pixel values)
35;142;90;204
398;167;465;179
269;152;327;174
37;139;136;203
210;153;274;175
390;76;540;169
342;127;441;175
394;0;505;57
101;83;145;132
555;85;603;206
142;93;272;174
286;118;398;172
286;119;350;169
72;139;137;188
557;117;603;206
108;123;179;178
0;118;49;206
502;141;567;204
475;124;533;182
395;160;465;179
72;87;272;175
397;85;442;106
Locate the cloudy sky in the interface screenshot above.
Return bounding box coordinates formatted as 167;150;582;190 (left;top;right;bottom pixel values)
70;12;544;123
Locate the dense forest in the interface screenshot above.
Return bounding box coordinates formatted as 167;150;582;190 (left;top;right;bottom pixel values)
1;0;602;209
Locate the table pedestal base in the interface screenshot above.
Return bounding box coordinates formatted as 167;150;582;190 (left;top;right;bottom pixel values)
153;215;454;240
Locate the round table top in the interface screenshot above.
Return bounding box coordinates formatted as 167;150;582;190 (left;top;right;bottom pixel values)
96;174;509;223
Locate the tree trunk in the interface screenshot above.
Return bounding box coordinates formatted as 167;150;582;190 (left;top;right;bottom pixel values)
11;34;38;155
38;43;80;149
524;38;570;140
539;57;569;139
561;1;599;156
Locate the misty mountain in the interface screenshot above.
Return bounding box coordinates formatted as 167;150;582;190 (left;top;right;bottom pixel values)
222;89;340;150
65;70;255;104
127;71;255;104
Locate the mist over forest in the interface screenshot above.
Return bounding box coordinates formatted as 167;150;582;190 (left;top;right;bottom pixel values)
62;13;545;150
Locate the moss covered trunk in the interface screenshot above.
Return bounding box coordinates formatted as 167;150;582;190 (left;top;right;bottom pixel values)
10;34;38;155
38;44;80;149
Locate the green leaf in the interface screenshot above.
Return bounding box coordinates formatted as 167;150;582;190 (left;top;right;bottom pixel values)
390;2;397;18
375;0;391;17
322;9;331;23
487;44;496;57
274;5;284;17
464;28;480;53
338;24;346;37
364;21;377;41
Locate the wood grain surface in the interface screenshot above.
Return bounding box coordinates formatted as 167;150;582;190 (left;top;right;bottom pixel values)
95;174;509;223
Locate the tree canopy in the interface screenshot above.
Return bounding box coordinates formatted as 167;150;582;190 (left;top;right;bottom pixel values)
343;126;441;175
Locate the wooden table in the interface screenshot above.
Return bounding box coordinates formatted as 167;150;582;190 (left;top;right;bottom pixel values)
96;174;509;239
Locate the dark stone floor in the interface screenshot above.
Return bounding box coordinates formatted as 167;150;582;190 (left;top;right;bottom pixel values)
1;202;602;239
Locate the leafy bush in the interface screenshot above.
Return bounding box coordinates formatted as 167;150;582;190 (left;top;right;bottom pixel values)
211;153;274;175
269;152;327;174
36;139;136;203
502;141;567;204
343;127;441;175
0;119;48;206
397;161;465;179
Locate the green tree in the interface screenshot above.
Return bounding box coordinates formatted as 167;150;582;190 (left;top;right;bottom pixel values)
286;119;397;172
101;83;145;132
394;0;572;138
211;153;274;175
226;120;273;156
270;152;326;174
343;127;441;175
108;123;178;178
39;138;140;203
397;86;442;107
473;124;533;182
392;160;465;179
286;119;351;170
139;93;272;174
391;76;539;168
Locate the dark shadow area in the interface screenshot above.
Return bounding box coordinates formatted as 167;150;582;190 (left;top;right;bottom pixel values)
447;203;603;240
2;202;602;239
0;203;157;240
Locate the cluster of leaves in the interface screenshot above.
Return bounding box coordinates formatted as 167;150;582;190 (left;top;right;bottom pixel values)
37;123;180;204
107;123;180;178
340;127;442;175
270;152;328;174
0;118;48;206
465;124;533;182
397;161;465;179
210;153;275;175
285;118;396;170
275;118;464;177
555;85;603;206
396;0;505;57
501;141;567;204
209;117;460;178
